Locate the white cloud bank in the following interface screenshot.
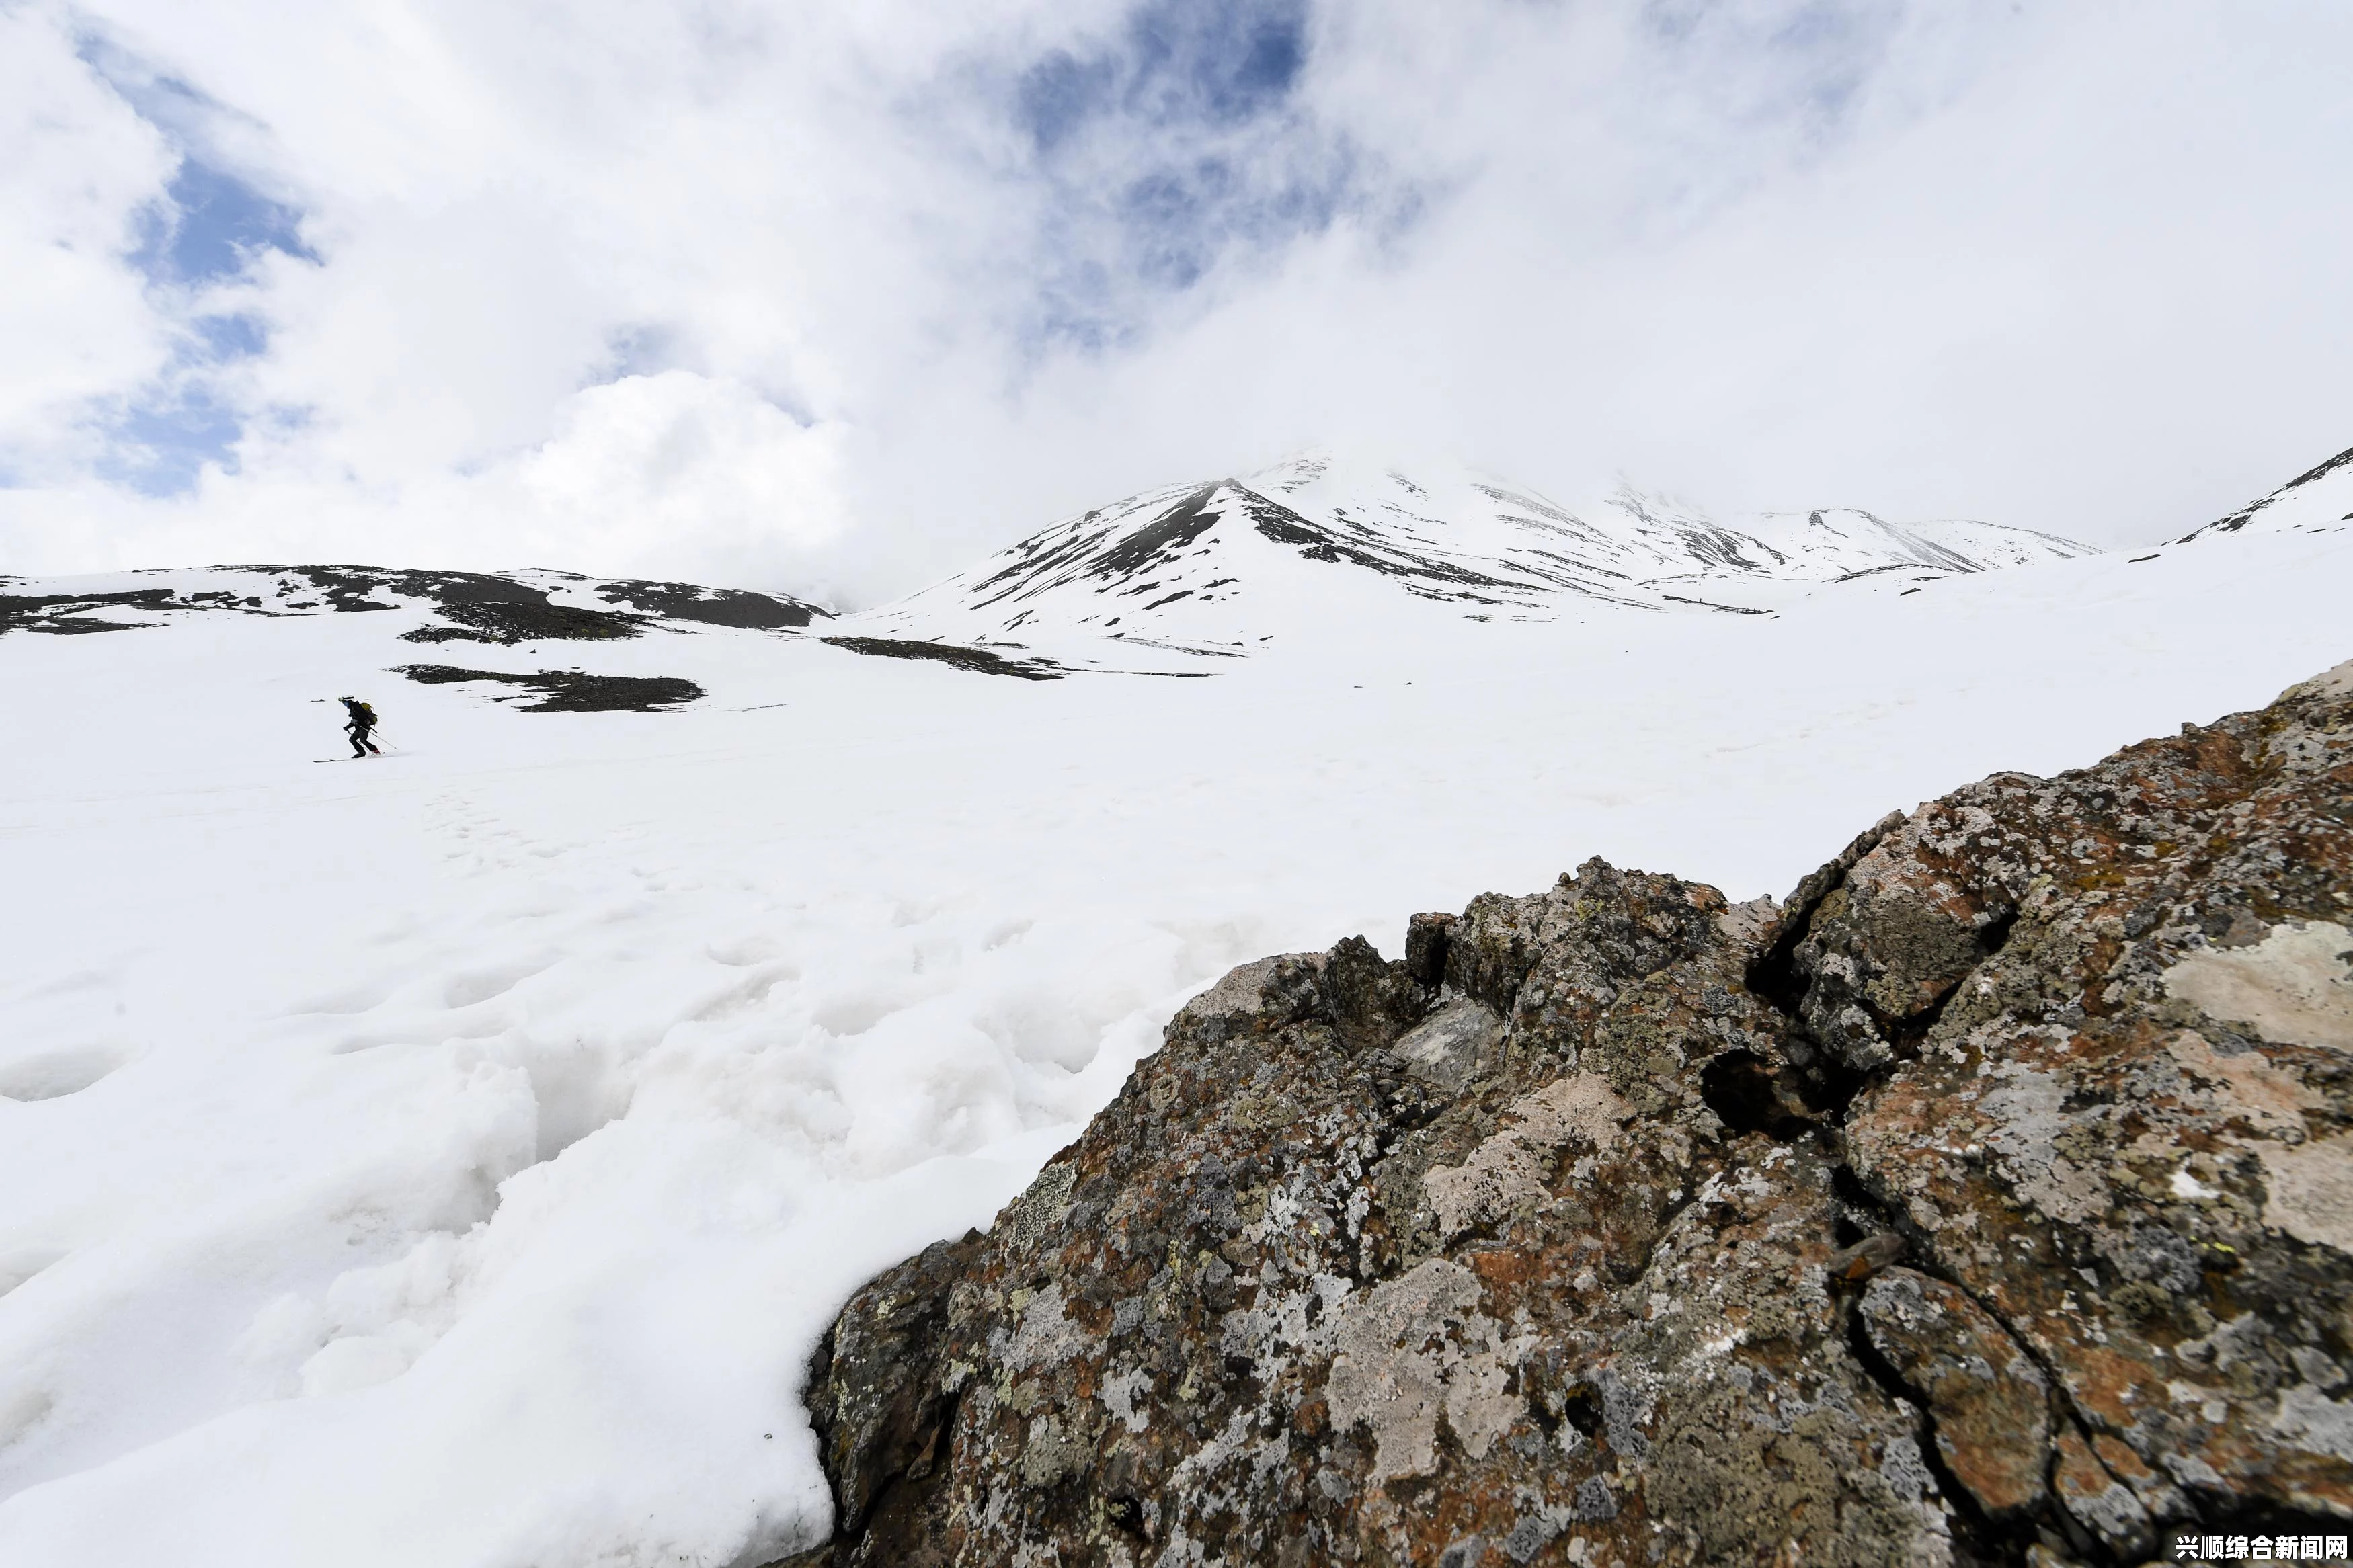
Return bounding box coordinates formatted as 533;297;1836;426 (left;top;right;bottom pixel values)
2;0;2349;602
505;373;856;584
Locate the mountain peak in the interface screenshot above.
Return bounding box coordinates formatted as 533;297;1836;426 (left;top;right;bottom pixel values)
843;455;2094;658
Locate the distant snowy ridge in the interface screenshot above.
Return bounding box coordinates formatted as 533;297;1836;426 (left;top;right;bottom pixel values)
844;453;2096;655
3;449;2117;677
0;564;828;638
1732;505;2095;580
4;457;2106;670
2178;443;2353;542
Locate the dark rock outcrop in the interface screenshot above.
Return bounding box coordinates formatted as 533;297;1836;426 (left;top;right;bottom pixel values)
787;659;2353;1566
389;665;703;712
0;587;190;634
590;577;822;629
818;636;1069;681
397;597;647;644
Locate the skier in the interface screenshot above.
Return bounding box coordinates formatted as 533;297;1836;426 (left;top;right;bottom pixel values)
340;696;381;758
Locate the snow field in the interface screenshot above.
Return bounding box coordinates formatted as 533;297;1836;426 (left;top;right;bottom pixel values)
0;522;2348;1565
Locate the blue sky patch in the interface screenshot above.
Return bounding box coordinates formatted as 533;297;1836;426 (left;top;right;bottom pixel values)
193;313;269;360
1006;0;1381;354
94;380;245;495
77;32;323;496
1018;0;1308;150
106;161;313;494
129;157;318;290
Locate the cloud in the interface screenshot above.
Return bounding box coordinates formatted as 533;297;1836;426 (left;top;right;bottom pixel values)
502;371;856;588
1;1;2348;600
0;3;176;477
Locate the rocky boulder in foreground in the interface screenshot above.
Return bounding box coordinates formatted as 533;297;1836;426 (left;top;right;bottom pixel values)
783;661;2353;1567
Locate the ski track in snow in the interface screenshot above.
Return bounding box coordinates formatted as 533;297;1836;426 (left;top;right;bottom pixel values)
0;523;2350;1565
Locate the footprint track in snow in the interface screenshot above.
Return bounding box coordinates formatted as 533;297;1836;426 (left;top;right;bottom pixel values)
0;1046;131;1102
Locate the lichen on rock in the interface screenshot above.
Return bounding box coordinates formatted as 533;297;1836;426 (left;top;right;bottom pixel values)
787;659;2353;1566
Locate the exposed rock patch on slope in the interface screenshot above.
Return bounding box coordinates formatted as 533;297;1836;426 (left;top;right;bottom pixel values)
390;665;705;712
399;598;648;645
816;636;1070;682
588;578;824;629
0;586;196;635
785;658;2353;1567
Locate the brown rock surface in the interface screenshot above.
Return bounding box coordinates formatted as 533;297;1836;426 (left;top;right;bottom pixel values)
785;659;2353;1567
1858;1267;2050;1517
1826;662;2353;1534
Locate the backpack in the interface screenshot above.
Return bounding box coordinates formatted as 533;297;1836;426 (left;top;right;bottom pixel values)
348;700;376;725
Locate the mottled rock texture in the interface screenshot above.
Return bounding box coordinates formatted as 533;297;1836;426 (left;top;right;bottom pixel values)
784;660;2353;1567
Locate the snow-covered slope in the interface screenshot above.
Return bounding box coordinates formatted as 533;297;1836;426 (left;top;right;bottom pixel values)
0;455;2346;1568
844;453;2095;655
2179;443;2353;541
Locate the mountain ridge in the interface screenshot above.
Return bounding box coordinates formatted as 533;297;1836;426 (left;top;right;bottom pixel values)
2180;444;2353;542
0;564;828;639
19;440;2352;657
842;454;2099;657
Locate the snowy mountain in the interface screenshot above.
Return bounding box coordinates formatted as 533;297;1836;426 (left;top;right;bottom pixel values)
1734;504;2098;579
842;453;2096;656
7;454;2098;694
2178;442;2353;541
0;563;827;640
